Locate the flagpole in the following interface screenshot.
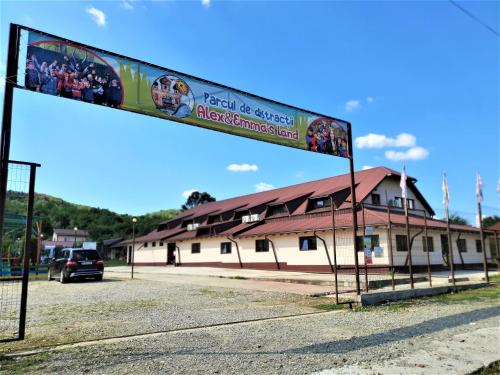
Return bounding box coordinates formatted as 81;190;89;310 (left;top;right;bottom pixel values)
476;173;489;283
445;201;455;286
400;166;414;289
404;198;414;289
477;202;489;283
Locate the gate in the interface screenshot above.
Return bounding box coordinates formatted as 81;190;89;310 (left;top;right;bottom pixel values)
0;160;39;341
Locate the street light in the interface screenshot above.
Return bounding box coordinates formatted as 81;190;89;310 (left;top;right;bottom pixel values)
73;226;78;247
131;218;137;279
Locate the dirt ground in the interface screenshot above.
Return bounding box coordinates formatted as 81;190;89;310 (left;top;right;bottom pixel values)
0;270;499;374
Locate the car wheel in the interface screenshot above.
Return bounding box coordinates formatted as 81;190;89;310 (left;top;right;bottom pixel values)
47;269;52;281
59;271;68;284
95;275;103;281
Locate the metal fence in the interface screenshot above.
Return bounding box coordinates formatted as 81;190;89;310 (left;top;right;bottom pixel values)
320;202;498;303
0;161;38;341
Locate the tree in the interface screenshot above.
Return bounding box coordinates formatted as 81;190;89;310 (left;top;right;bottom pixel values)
447;214;468;225
482;215;500;228
181;191;216;211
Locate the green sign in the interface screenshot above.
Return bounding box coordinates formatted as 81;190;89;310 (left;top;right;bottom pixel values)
21;26;350;157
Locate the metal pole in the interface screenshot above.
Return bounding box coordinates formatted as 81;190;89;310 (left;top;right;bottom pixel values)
314;231;333;273
423;211;432;287
495;231;500;273
265;235;280;270
226;236;242;268
19;164;37;340
477;202;489;283
404;199;414;289
361;203;368;292
330;197;339;305
0;24;20;253
387;205;395;290
445;205;455;286
131;220;136;279
346;123;360;295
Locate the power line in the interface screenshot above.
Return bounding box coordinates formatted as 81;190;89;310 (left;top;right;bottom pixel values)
449;0;499;37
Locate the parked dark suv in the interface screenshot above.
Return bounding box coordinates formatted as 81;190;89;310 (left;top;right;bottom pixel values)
48;248;104;283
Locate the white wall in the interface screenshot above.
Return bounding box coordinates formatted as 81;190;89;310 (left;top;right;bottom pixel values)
362;178;432;215
132;242;168;264
174;227;485;269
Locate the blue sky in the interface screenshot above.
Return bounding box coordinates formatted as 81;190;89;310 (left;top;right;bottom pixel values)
0;0;498;223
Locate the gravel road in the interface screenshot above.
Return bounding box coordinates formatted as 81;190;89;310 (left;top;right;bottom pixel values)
1;272;499;374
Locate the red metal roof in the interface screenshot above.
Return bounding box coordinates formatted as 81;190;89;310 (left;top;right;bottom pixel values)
126;167;452;243
163;167;426;225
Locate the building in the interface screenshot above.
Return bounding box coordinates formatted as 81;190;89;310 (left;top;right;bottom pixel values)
52;228;90;243
119;167;494;272
99;238;125;260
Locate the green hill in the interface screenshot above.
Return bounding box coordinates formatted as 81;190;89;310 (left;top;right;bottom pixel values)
5;191;179;241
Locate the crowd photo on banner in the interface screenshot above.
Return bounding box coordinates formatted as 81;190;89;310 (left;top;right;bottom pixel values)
25;42;123;107
305;118;349;157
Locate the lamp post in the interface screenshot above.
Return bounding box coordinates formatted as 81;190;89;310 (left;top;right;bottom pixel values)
73;226;78;247
131;218;137;279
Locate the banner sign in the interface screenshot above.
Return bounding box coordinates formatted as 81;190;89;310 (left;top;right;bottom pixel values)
20;27;350;157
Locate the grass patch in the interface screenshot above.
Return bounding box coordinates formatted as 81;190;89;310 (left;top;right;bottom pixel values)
0;353;48;374
104;259;127;267
469;360;500;375
426;283;500;304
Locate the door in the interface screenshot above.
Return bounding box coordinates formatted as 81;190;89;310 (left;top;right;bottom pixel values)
167;243;176;265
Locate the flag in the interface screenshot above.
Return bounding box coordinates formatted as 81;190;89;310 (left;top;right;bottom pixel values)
400;166;407;199
476;172;483;203
442;173;449;208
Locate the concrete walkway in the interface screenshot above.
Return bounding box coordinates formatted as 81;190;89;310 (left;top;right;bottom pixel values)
105;266;497;298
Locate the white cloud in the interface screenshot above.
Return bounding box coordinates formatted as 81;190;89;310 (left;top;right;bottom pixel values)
86;6;106;26
201;0;211;7
255;182;275;192
366;97;374;103
362;165;374;170
227;163;259;172
355;133;416;149
345;100;361;112
181;189;198;199
295;171;304;178
122;0;134;10
385;146;429;161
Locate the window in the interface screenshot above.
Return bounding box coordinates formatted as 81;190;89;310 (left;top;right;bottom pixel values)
314;198;331;209
394;197;415;209
144;242;148;248
256;239;269;252
299;236;317;251
220;242;232;254
159;241;164;246
152;241;156;247
394;197;403;208
191;243;201;254
422;236;434;252
457;238;467;253
267;204;288;216
356;235;380;250
407;199;415;209
476;239;482;253
72;250;99;261
396;235;408;252
371;193;381;206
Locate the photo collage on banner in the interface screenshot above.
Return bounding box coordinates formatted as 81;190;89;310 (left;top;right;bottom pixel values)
22;28;349;158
